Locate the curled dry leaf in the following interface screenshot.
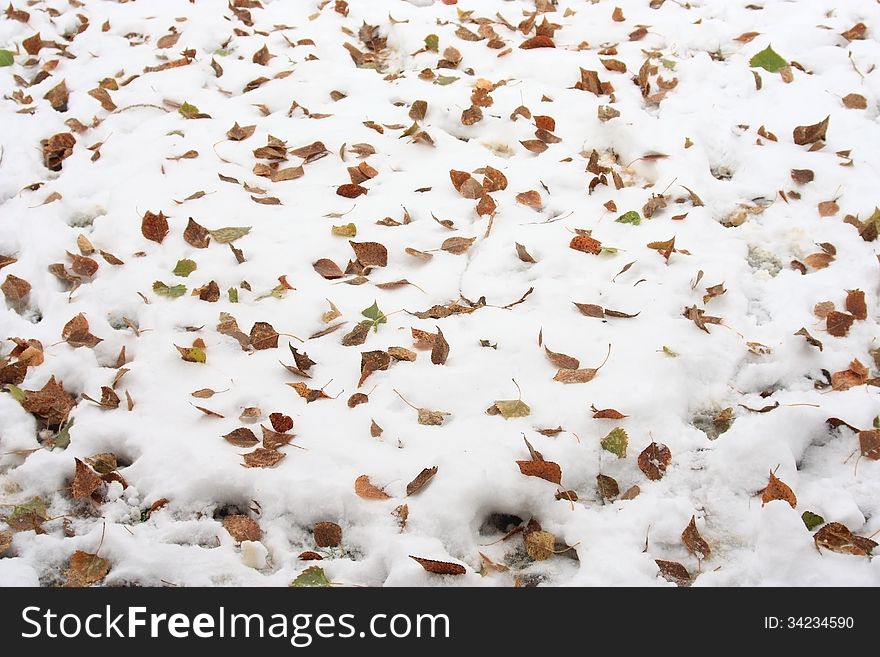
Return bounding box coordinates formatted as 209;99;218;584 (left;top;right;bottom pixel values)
761;471;797;507
515;243;537;263
406;466;438;496
409;555;466;575
62;313;103;348
355;474;390;500
591;405;627;420
814;522;876;556
431;327;449;365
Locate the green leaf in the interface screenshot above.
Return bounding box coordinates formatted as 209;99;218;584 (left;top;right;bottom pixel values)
179;102;201;119
54;417;74;450
661;58;676;70
493;399;531;418
660;345;678;357
0;50;14;67
176;345;206;363
172;259;197;277
11;497;48;521
4;384;26;403
601;427;628;458
616;210;642;225
874;416;880;430
209;226;251;243
749;45;787;73
331;223;357;238
435;75;458;86
425;34;439;52
801;511;825;531
166;130;185;137
290;566;331;587
228;287;238;303
600;246;620;254
153;281;187;298
361;301;387;332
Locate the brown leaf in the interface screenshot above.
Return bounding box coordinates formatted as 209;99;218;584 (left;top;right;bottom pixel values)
817;200;839;217
544;346;579;370
182;217;210;248
520;139;549;154
831;359;869;391
22;376;76;428
684;305;723;333
515;190;543;209
596;474;619;500
71;459;102;499
409;100;428;121
141;211;169;243
515;243;537;263
449;170;484;199
87;87;117;111
601;58;627;73
406;466;438;496
337;183;367;198
195;280;220;302
223;427;259;448
813;301;835;318
733;31;760;43
2;274;30;312
242;447;285;468
859;430;880;460
793;116;829;146
637;442;672;481
621;485;641;500
591;405;627;420
360;350;391;386
656;560;691;587
223;515;261;542
270;413;294;433
430;326;450;365
350;240;387;267
355;474;390;500
64;551;110;587
409;555;466;575
804;252;833;269
482;166;508;192
842;93;867;110
341;322;370;346
42;132;75;171
44;80;69;112
815;522;875;555
252;44;272;65
681;516;710;559
845;289;867;320
517;459;562;485
520;35;555;49
312;258;345;280
761;471;797;507
314;521;342;548
287;382;333;403
157;31;181;49
67;253;98;277
227;122;256;141
440;236;476;255
461;105;483;125
791;169;814;184
62;313;102;348
250;322;279;350
794;327;823;351
476;194;496;216
553;368;599;384
841;22;867;41
569;235;602;255
370;419;383;437
826;311;854;337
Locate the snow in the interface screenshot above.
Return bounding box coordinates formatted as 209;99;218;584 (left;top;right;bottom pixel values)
1;0;879;587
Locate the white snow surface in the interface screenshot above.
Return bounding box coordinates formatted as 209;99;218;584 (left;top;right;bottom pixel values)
0;0;879;587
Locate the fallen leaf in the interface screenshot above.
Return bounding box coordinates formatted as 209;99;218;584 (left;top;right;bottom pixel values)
62;313;102;348
523;530;556;561
410;556;466;575
355;474;390;500
406;466;438;496
793;116;829;146
845;289;867;320
831;359;868;391
242;447;285;468
794;327;823;351
1;274;30;312
440;236;476;255
681;516;710;560
209;226;251;244
223;515;261;542
64;550;110;587
842;93;867;110
71;459;102;499
656;560;691;587
431;327;449;365
313;521;342;548
350;240;388;267
569;235;602;255
183;218;211;248
814;522;876;555
859;429;880;460
638;442;672;480
596;473;619;500
761;471;797;507
141;211;169;243
826;311;854;337
250;322;279;350
359;350;391;386
750;44;787;72
601;427;628;458
841;22;867;42
544;346;579;370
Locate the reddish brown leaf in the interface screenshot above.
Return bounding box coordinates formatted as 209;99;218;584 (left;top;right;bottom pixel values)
842;93;867;110
250;322;279;350
313;258;344;279
337;183;367;198
517;459;562;484
350;241;388;267
570;235;602;255
360;350;391;386
314;521;342;547
845;289;867;320
826;311;854;337
859;430;880;460
71;459;102;499
544;346;579;370
270;413;294;433
793;116;829;146
815;522;876;555
64;551;110;587
681;516;710;559
409;556;466;575
1;274;30;311
761;471;797;507
223;427;259;448
141;211;169;243
520;35;555;49
62;313;102;348
638;442;672;481
831;359;869;391
656;560;691;586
